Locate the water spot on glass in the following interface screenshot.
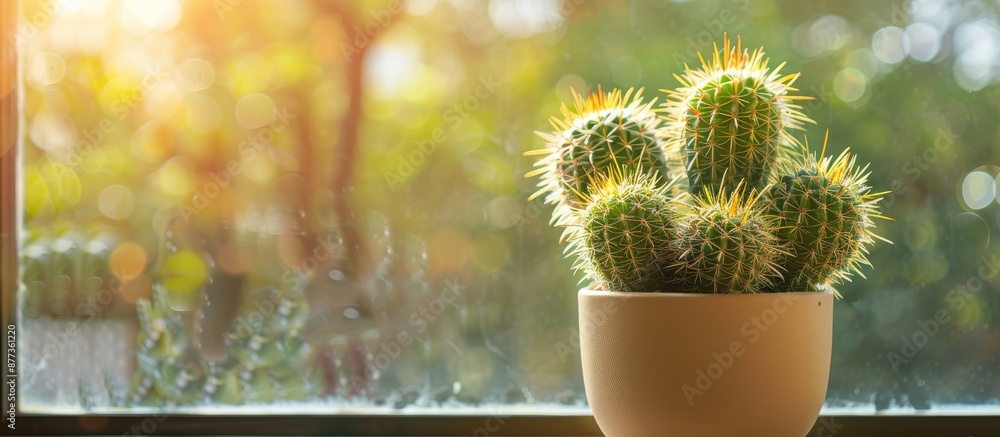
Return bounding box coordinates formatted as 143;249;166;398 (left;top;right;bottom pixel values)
343;307;360;320
328;269;345;281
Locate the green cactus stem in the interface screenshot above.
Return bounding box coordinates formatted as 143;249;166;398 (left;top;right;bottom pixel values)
670;184;784;294
527;87;670;223
662;34;813;197
567;169;683;292
765;139;890;291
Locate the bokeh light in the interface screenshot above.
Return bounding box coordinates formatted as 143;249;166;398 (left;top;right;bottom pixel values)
872;26;909;64
28;113;77;155
23;166;50;219
961;171;996;210
153;157;194;197
119;0;182;36
109;241;147;281
176;58;215;92
906;22;941;62
235;93;276;129
843;48;879;79
184;94;222;133
952;212;991;253
98;184;135;220
833;68;867;103
487;0;561;39
131;120;175;162
38;160;82;213
160;250;208;311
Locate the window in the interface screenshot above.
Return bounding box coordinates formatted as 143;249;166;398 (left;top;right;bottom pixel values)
2;0;999;435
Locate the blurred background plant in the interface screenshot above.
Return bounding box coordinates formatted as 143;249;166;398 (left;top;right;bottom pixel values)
16;0;1000;411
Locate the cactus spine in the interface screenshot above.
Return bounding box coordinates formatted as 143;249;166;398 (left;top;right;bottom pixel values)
527;87;669;222
670;185;784;293
765;140;889;291
662;34;812;197
569;170;682;292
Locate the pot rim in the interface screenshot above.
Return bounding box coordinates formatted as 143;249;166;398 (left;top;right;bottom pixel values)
579;288;834;298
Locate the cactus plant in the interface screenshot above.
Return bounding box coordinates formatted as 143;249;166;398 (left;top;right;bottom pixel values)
764;139;889;292
568;170;683;292
661;34;812;197
670;184;784;294
527;87;669;222
530;35;887;295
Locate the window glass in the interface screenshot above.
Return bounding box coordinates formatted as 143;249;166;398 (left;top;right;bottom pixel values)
15;0;1000;413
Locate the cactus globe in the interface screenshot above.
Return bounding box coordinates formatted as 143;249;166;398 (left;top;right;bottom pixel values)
670;184;783;294
765;137;890;292
661;35;812;197
568;170;683;293
527;87;669;223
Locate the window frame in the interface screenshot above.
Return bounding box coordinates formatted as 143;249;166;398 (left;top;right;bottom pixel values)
2;2;1000;436
8;414;1000;436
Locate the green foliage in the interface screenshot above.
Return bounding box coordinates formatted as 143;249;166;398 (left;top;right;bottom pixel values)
528;87;668;221
765;146;888;291
569;170;682;292
670;186;784;293
128;285;320;406
662;35;811;196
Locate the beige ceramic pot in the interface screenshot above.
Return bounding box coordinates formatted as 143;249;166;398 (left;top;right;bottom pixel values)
579;289;833;437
